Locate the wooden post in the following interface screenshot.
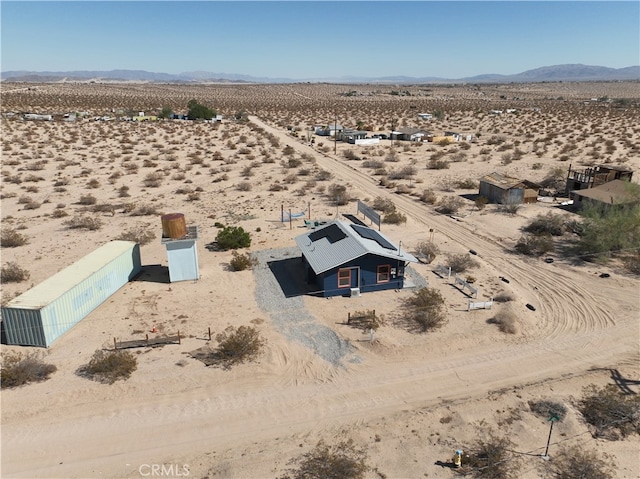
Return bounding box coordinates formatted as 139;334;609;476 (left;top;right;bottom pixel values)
289;209;292;230
114;337;117;350
308;202;311;220
281;204;284;223
208;327;212;341
178;330;181;345
145;334;149;345
347;312;351;324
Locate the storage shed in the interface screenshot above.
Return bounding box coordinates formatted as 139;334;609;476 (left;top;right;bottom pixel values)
295;220;417;297
479;172;540;204
1;241;141;347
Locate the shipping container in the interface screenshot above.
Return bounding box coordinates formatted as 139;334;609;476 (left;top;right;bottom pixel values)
1;241;141;347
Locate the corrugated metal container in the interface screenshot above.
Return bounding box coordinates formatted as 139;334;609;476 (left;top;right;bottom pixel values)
162;226;199;282
1;241;141;347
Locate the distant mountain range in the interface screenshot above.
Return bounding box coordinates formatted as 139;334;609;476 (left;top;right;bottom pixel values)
2;64;638;84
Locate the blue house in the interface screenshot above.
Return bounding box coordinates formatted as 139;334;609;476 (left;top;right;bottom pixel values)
295;221;417;297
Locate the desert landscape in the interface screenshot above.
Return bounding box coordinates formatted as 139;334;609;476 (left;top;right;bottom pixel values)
1;81;639;479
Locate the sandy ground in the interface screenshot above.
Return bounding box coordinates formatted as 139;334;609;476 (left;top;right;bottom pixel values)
1;82;639;479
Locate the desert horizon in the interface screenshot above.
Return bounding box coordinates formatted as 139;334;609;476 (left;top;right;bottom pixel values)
1;80;639;479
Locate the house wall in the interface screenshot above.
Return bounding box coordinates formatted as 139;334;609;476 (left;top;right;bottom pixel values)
320;254;406;297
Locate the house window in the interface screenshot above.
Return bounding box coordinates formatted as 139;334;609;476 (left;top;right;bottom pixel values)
377;265;391;283
338;269;351;288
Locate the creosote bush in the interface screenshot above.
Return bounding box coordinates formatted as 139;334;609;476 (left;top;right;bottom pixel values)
383;210;407;224
447;253;479;274
578;384;640;439
459;431;520;479
515;234;554;256
1;227;28;247
77;349;138;384
64;215;103;231
523;212;565;236
1;261;30;283
116;227;157;246
1;351;57;389
229;251;257;271
414;240;440;263
215;225;251;250
280;439;369;479
437;196;465;215
213;325;264;369
548;446;615;479
528;399;567;422
487;308;518;334
402;287;446;332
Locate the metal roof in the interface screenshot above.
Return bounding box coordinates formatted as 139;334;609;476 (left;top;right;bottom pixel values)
295;220;417;274
480;172;526;190
5;241;138;310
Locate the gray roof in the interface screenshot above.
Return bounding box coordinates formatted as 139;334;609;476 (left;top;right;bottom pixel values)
572;179;639;204
295;220;417;274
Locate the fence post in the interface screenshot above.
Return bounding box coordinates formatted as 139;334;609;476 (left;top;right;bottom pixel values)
114;337;117;350
208;327;212;341
347;312;351;324
178;330;181;345
145;334;149;345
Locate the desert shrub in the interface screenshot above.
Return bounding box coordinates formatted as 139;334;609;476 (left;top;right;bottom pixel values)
116;227;157;246
459;432;520;479
64;215;103;231
51;208;69;218
214;325;264;368
78;194;97;205
623;251;640;275
143;172;163;187
118;185;131;197
383;211;407;225
327;183;350;205
493;292;515;303
447;253;479;274
548;447;615;479
420;189;438;204
229;251;257;271
427;157;450;169
236;181;252;191
347;309;385;331
372;196;396;213
528;399;567;422
515;234;554;256
523;212;565;236
437;196;465;214
414;240;440;263
578;384;640;439
343;149;361;161
283;157;302;168
496;201;521;215
216;226;251;250
1;227;28;247
487;309;518;334
130;204;161;216
1;351;57;389
77;349;137;384
475;196;489;210
455;178;477;189
281;439;368;479
1;261;30;283
402;287;446;332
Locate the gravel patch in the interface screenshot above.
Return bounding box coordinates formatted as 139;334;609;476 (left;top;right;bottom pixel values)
252;247;355;366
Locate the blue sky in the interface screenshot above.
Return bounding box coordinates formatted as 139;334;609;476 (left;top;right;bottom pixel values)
1;1;638;79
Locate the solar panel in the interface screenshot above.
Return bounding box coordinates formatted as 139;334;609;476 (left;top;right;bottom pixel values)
309;223;347;243
351;224;396;250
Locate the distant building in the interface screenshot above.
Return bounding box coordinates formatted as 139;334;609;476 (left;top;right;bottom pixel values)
295;220;417;297
479;172;540;204
566;164;633;195
571;179;639;211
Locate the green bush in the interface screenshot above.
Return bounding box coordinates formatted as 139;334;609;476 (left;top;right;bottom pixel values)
281;439;368;479
216;226;251;250
1;261;30;283
523;212;565;236
1;351;57;389
78;349;137;384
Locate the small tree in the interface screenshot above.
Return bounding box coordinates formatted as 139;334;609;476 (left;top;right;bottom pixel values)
281;439;368;479
187;99;217;120
216;226;251;250
158;106;174;119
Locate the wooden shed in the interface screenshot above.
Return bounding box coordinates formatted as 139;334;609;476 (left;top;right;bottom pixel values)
479;172;540;205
